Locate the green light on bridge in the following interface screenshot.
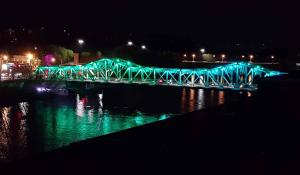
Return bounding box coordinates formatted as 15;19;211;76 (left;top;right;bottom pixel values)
34;57;286;90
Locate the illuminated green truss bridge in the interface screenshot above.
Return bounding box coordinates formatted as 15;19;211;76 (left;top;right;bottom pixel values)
35;58;285;90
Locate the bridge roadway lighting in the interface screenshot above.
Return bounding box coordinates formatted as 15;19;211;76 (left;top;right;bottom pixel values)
271;55;275;59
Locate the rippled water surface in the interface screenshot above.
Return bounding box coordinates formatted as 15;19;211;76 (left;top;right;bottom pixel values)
0;86;252;161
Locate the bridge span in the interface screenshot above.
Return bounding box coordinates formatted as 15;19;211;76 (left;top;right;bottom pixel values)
34;58;285;90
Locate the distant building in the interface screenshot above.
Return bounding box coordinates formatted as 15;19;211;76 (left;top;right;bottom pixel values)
3;55;41;70
15;55;41;70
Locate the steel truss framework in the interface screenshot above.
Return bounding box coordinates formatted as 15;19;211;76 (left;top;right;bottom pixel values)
35;58;285;90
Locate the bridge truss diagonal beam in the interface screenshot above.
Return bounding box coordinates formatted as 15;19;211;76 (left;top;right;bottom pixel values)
34;58;286;90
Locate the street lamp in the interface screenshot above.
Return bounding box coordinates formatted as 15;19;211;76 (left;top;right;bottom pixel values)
200;48;205;54
249;55;254;62
271;55;275;59
192;54;196;62
3;55;8;61
51;57;56;63
127;41;133;46
241;55;245;59
141;45;147;50
76;39;85;66
78;39;85;45
221;54;226;62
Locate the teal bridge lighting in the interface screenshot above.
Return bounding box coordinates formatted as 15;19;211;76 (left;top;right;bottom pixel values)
34;58;286;90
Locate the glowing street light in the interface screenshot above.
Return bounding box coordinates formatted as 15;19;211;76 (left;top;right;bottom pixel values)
78;39;85;45
221;54;226;62
127;41;133;46
249;54;254;62
192;54;196;62
26;53;34;66
141;45;147;50
27;53;33;60
271;55;275;59
183;54;187;58
3;55;8;61
200;48;205;54
51;58;56;63
241;55;245;59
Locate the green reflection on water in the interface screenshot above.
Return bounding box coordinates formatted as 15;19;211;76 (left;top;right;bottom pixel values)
34;101;170;152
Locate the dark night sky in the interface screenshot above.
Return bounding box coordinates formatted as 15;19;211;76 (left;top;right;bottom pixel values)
0;0;299;52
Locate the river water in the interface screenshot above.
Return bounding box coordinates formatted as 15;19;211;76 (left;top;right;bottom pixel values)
0;85;252;161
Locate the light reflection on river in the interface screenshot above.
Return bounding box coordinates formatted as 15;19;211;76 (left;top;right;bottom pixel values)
0;87;251;161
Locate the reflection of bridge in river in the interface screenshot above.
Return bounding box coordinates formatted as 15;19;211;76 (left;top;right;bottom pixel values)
35;58;285;90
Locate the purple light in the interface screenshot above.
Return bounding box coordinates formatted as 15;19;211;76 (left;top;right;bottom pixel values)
37;87;42;92
44;54;55;66
36;87;49;92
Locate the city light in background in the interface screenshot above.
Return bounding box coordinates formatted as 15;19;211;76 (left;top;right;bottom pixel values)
127;41;133;46
78;39;85;45
192;54;196;62
221;54;226;62
26;53;34;64
181;51;278;63
26;53;33;59
1;64;8;71
249;54;254;62
200;48;205;54
3;55;8;60
141;45;147;50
